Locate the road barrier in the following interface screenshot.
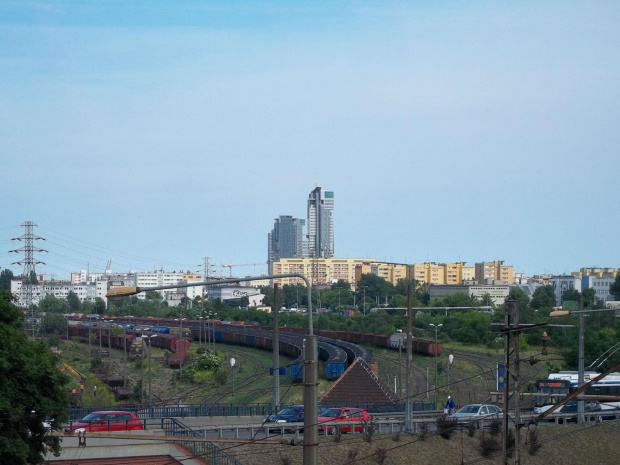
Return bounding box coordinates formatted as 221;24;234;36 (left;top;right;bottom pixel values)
70;400;437;420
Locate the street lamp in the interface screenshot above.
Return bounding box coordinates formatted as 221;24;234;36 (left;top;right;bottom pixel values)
446;353;454;396
230;357;236;397
429;323;443;407
359;285;368;315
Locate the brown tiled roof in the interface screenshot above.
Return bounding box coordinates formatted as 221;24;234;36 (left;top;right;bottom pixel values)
319;357;399;405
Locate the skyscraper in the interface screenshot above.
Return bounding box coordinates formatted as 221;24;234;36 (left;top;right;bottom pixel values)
268;215;305;262
306;186;334;258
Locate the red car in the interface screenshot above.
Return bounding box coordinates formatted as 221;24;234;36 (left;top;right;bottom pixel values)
64;411;143;433
318;407;371;434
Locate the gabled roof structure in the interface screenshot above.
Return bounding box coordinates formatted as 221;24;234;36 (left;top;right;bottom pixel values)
319;357;399;405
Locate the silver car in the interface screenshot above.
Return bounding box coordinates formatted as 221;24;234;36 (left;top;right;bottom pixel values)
449;404;502;428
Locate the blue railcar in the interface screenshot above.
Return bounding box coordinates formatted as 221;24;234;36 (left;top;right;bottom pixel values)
290;364;303;382
245;335;256;346
324;360;346;380
214;331;223;342
151;326;170;334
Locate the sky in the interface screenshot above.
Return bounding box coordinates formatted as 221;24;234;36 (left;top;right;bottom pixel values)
1;0;619;281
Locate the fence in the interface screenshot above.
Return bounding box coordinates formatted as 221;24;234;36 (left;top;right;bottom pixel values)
69;400;437;420
163;418;242;465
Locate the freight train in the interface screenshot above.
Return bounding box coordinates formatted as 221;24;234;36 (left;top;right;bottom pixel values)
67;325;190;368
67;316;442;382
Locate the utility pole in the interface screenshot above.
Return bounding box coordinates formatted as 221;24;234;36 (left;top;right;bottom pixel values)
577;294;585;425
502;299;535;465
502;300;513;465
405;267;413;432
273;284;280;410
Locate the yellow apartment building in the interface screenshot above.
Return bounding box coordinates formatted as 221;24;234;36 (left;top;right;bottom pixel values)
270;258;515;289
474;261;514;284
271;258;375;288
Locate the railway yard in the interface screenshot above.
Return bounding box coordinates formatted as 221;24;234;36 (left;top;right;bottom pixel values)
60;318;553;411
54;320;604;465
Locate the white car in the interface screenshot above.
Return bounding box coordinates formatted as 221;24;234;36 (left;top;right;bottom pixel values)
449;404;502;427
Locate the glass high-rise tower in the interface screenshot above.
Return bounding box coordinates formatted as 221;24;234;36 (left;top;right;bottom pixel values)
268;215;305;262
306;186;334;258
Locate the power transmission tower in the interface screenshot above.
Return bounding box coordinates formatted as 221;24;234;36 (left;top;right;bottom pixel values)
10;221;47;338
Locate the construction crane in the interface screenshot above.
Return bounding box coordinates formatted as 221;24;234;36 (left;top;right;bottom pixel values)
58;363;86;382
220;262;266;278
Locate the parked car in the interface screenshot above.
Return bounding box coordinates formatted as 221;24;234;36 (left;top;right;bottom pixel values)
534;400;601;418
318;407;371;434
264;405;328;432
449;404;502;427
265;404;328;425
560;400;601;414
64;411;143;433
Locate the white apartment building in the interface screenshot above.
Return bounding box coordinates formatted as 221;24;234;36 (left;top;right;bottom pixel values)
11;270;202;308
428;283;510;306
549;275;582;306
582;275;616;303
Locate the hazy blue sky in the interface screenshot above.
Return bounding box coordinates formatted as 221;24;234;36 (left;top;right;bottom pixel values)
1;1;619;280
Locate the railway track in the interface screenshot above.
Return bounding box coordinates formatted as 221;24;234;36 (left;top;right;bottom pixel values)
373;353;429;402
199;349;268;410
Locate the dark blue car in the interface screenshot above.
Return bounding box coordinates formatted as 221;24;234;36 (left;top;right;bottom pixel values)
265;404;328;428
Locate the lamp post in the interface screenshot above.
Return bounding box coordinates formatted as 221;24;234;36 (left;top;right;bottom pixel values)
446;353;454;395
123;325;127;388
175;317;187;380
429;323;443;407
230;357;236;397
362;286;367;315
398;331;403;397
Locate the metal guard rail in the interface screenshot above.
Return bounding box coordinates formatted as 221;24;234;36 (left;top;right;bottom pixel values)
162;418;242;465
69;401;436;420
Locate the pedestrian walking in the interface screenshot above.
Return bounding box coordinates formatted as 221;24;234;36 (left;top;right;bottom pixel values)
80;383;84;394
93;385;97;397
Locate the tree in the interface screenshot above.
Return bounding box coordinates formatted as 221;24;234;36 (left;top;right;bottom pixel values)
610;275;620;301
28;271;38;284
0;268;14;291
507;287;533;323
0;291;70;464
530;285;556;310
43;313;67;335
431;293;475;308
93;297;106;315
38;295;69;314
562;289;581;304
66;291;81;312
